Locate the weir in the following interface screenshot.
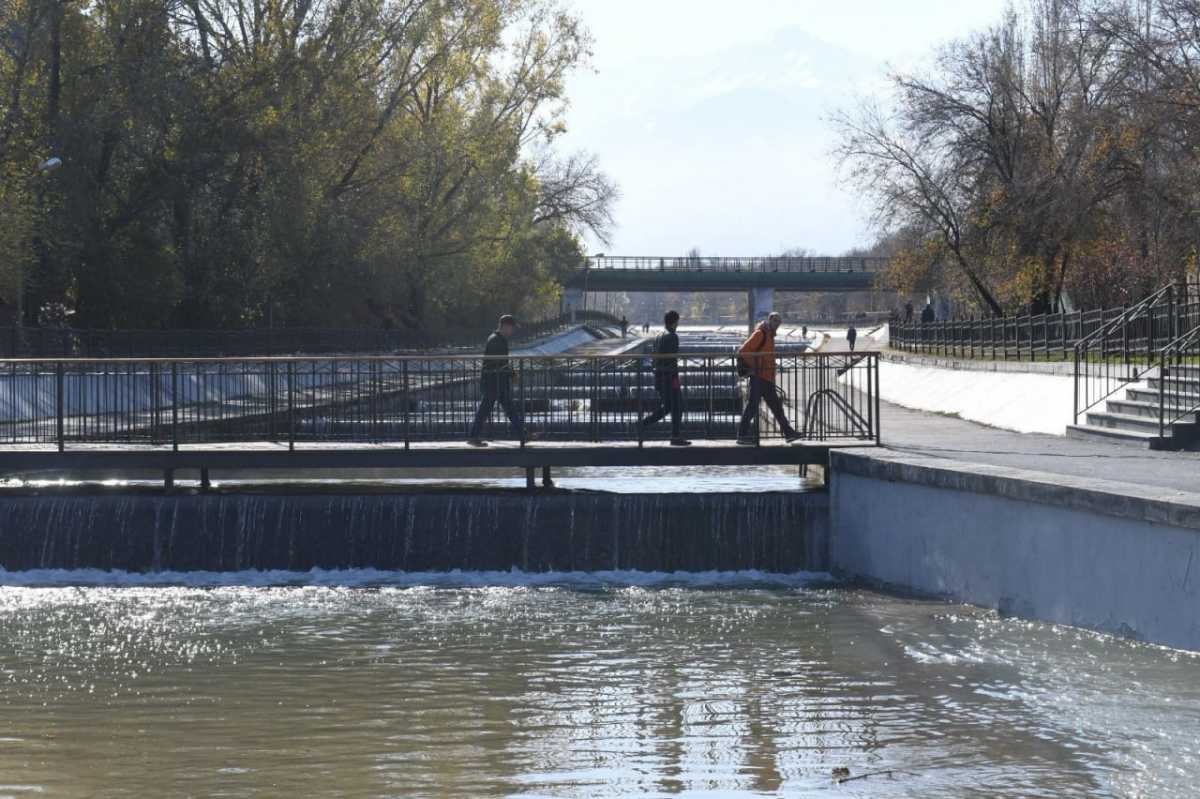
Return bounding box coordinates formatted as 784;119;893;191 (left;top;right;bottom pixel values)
0;489;829;574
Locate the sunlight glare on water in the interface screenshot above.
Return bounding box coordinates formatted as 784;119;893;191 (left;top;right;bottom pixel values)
0;576;1196;798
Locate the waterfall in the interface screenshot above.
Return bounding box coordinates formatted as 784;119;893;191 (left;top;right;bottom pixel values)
0;491;829;574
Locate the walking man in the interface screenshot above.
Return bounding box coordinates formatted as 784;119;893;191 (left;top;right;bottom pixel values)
621;315;629;339
737;312;800;445
639;310;690;446
467;314;526;447
847;323;858;352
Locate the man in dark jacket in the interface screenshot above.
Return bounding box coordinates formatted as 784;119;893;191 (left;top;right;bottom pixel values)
467;315;526;447
639;310;690;446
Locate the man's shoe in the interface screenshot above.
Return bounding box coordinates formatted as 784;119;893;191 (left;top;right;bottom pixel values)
785;431;803;444
735;437;757;446
669;438;692;447
466;438;489;448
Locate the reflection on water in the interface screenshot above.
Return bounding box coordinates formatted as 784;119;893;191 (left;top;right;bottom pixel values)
0;576;1196;797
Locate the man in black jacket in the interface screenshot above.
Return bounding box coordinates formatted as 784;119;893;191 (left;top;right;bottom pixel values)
639;310;690;446
467;315;526;447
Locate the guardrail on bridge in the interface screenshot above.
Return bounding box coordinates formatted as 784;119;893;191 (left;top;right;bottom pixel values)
0;352;880;450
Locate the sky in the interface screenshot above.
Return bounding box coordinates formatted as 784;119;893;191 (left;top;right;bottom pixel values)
559;0;1011;257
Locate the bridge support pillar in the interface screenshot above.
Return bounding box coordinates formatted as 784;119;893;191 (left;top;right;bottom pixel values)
748;287;774;333
563;288;585;323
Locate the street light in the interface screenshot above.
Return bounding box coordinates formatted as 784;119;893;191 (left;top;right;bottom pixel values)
38;157;62;174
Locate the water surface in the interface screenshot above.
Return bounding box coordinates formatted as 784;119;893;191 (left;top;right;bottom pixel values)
0;573;1195;797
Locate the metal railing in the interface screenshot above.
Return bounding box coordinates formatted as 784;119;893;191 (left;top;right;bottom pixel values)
0;352;880;449
1073;283;1200;423
893;307;1136;361
0;311;624;359
1155;325;1200;438
584;256;888;273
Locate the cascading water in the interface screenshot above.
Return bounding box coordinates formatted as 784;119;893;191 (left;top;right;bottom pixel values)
0;490;828;574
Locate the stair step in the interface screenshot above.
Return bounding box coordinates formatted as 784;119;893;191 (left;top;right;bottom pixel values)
1106;398;1200;422
1066;424;1162;448
1085;411;1169;433
1147;375;1200;393
1125;387;1200;405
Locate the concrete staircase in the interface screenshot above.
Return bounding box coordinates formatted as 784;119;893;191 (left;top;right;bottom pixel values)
1067;365;1200;449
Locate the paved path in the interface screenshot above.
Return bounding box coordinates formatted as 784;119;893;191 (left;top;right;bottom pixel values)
810;327;1200;494
878;400;1200;495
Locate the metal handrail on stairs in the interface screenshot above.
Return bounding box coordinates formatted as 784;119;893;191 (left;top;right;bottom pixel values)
802;388;873;440
1156;321;1200;438
1073;282;1184;424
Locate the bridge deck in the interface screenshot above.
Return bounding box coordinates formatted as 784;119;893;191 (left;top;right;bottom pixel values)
0;439;855;473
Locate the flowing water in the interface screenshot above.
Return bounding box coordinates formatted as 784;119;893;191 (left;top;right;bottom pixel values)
0;572;1196;798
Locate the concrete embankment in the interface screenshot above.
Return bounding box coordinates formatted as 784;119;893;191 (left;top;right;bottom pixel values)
829;449;1200;651
0;490;828;574
872;351;1074;435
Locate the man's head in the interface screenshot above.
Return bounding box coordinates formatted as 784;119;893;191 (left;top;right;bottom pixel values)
498;314;516;336
767;312;782;332
664;310;680;331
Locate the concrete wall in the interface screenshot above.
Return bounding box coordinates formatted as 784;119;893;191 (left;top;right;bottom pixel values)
868;354;1074;435
830;450;1200;651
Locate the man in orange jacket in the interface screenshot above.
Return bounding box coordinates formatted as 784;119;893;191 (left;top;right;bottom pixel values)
737;312;800;445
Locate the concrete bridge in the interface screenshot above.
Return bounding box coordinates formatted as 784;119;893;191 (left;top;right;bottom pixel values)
563;256;887;330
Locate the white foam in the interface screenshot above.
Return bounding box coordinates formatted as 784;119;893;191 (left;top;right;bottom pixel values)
0;567;837;590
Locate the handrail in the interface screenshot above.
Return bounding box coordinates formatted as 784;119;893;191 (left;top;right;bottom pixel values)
0;349;862;366
1073;281;1183;423
0;351;881;450
1074;282;1176;353
1156;322;1200;437
802;388;872;439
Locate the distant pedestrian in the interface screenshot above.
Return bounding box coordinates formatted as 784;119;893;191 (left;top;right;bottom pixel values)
643;321;650;334
904;301;914;323
467;314;525;447
737;312;800;445
847;324;858;352
640;310;690;446
921;303;935;324
801;325;808;339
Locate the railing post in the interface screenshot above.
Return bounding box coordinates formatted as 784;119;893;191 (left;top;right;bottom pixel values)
1159;350;1167;439
519;358;526;449
55;361;64;451
287;360;295;452
402;359;410;451
171;361;179;452
637;353;644;448
874;353;882;445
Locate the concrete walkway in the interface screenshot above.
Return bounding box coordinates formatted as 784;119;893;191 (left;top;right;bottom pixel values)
879;400;1200;495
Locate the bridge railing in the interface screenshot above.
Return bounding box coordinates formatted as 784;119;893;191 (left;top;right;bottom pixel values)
584;256;888;273
0;352;880;449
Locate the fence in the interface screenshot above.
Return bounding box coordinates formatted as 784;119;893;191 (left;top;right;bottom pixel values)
892;289;1200;363
0;352;880;449
0;311;623;359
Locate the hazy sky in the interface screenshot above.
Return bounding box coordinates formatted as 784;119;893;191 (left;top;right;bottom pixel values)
560;0;1010;256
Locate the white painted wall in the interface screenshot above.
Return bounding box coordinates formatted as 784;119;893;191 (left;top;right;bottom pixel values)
831;458;1200;651
870;359;1074;435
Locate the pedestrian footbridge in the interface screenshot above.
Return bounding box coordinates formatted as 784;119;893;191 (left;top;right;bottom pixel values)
563;256;887;330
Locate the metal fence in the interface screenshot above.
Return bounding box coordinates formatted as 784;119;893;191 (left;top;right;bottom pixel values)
892;292;1200;364
0;311;623;359
0;352;880;449
584;256;888;274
